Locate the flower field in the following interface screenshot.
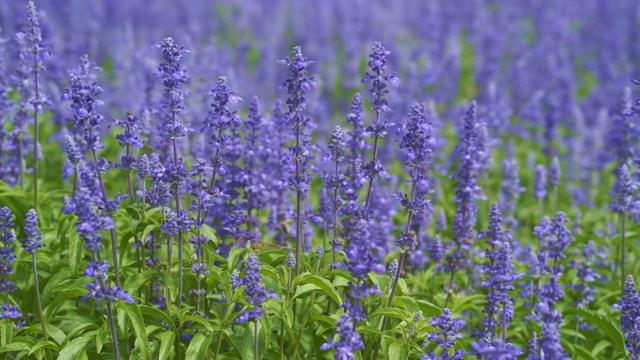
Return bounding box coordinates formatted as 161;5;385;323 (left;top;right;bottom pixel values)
0;1;639;359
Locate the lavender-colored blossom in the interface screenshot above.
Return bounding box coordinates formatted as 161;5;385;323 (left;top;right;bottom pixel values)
614;275;640;359
423;308;465;360
0;207;20;320
429;235;444;264
610;162;634;213
499;158;524;228
446;101;483;295
436;209;446;232
361;41;399;113
22;209;43;253
152;37;191;122
526;332;540;360
549;157;561;187
319;304;364;358
236;253;279;323
471;338;522;360
110;113;143;172
533;164;547;200
566;241;607;311
387;259;398;277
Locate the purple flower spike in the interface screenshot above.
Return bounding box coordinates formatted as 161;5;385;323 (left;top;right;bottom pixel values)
236;253;279;323
22;209;43;254
614;275;640;359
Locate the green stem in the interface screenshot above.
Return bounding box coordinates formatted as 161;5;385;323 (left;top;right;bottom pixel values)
621;212;626;291
255;320;259;360
291;294;317;360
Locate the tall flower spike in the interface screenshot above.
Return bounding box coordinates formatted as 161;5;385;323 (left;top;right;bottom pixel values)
22;209;43;253
0;207;21;321
236;253;279;323
361;42;397;209
534;164;547;200
278;46;316;277
614;275;640;359
446;101;482;305
422;308;465;360
17;2;49;208
549;157;561;187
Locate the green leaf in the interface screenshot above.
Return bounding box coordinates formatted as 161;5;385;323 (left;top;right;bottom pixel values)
415;300;442;317
41;269;72;304
68;232;83;277
293;275;342;306
370;307;408;321
184;315;214;332
387;342;408;360
56;330;98;360
123;270;159;295
45;288;88;323
241;324;256;360
28;340;59;356
0;321;13;346
139;305;176;332
563;308;627;357
0;342;29;354
118;302;150;360
158;331;175;360
185;333;212;360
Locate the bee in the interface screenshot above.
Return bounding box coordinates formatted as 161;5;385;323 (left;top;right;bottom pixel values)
249;241;284;250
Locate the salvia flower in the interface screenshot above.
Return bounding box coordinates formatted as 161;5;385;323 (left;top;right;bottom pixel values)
387;259;398;277
499;158;524;229
319;305;364;358
436;209;447;232
0;207;20;320
613;275;640;359
152;37;191;120
610;162;634;213
533;164;547;200
526;332;540;360
423;308;465;360
236;253;279;323
549;157;561;187
22;209;43;253
361;41;399;113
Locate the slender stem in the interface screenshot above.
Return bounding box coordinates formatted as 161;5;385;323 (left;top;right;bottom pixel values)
18;136;24;190
31;252;50;351
537;197;543;220
444;266;456;308
280;268;292;357
294;125;303;278
254;320;259;360
553;185;558;212
364;111;381;209
431;263;438;303
33;56;39;210
106;302;119;360
126;150;142;274
326;161;340;314
91;148;120;287
170;112;184;310
292;294;317;360
621;212;626;291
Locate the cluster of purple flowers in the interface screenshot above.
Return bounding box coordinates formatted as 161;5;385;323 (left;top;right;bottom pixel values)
614;275;640;359
0;207;21;321
236;253;279;323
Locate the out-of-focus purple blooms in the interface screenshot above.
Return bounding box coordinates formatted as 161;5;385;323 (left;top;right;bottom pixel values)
610;163;634;213
436;209;446;232
613;275;640;359
236;253;279;323
429;234;444;264
499;158;524;229
17;1;49;113
0;207;20;320
471;338;522;360
549;157;561;187
533;164;547;200
315;245;324;258
526;332;540;360
22;209;43;254
160;210;194;237
423;308;465;360
64;135;83;168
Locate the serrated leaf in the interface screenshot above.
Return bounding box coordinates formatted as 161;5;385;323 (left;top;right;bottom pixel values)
563;308;627;357
185;333;211;360
158;331;175;360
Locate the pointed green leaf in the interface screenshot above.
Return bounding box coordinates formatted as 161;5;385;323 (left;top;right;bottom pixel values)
185;333;211;360
158;331;175;360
